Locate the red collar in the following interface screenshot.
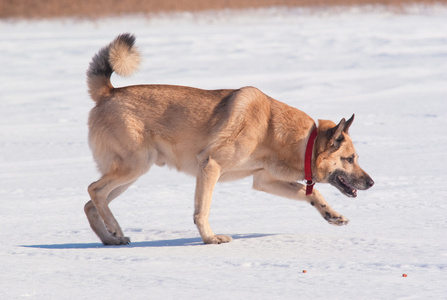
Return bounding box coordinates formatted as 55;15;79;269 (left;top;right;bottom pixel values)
304;126;318;195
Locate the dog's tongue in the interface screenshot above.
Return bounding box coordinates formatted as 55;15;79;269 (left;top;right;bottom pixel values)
344;184;357;197
338;175;357;197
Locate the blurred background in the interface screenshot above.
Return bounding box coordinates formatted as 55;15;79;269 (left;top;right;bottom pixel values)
1;0;445;19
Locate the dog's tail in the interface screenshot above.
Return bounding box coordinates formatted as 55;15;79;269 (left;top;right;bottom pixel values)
86;33;141;102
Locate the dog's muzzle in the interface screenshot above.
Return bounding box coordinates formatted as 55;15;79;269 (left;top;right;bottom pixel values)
329;170;374;198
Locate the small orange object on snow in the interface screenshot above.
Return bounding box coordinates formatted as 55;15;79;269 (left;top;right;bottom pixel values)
302;270;307;273
402;274;408;277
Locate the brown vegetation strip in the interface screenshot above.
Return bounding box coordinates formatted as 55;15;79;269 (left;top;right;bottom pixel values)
1;0;446;19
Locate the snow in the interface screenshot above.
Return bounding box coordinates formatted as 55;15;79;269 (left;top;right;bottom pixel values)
1;6;447;299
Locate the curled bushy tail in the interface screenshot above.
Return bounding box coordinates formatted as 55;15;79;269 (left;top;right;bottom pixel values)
87;33;141;102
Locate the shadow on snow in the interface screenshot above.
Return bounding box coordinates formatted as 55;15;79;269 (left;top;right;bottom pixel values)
20;233;275;249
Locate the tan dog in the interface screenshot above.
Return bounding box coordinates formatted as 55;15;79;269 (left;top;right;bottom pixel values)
84;34;374;245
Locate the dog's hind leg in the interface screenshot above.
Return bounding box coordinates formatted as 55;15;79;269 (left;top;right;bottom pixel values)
87;151;153;246
84;181;135;245
253;171;349;226
87;173;140;245
194;156;232;244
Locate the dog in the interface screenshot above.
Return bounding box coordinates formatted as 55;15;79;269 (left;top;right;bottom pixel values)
84;33;374;245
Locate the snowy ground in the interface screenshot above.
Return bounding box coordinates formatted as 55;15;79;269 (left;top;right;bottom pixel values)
1;6;447;299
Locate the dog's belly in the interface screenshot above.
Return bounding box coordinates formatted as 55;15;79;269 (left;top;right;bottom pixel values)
150;133;264;182
218;168;263;182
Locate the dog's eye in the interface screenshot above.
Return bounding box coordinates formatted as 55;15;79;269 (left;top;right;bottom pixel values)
342;156;355;164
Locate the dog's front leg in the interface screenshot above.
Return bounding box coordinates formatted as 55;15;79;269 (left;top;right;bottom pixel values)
194;156;232;244
253;171;349;226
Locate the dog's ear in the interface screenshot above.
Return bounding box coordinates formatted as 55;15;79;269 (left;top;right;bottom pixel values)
327;118;346;149
343;114;355;133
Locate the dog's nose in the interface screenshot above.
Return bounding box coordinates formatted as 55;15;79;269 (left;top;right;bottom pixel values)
367;177;374;188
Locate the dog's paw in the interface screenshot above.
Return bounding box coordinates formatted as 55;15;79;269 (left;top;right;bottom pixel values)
119;236;131;245
203;234;233;244
102;236;131;246
325;213;349;226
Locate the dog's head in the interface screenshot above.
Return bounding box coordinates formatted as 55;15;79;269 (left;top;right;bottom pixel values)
314;114;374;197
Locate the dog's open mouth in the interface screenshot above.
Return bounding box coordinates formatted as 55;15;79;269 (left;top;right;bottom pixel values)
335;174;357;198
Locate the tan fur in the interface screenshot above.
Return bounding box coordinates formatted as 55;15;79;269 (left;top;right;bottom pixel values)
85;34;374;245
109;38;140;77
